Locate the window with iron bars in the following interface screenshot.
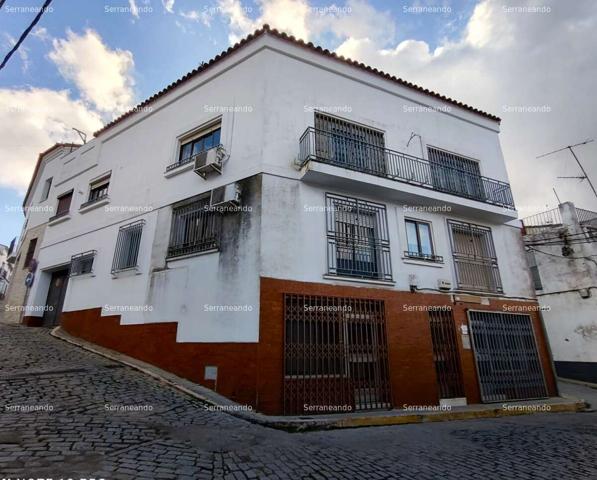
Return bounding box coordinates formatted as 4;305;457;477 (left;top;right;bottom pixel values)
111;220;144;274
167;194;220;258
325;193;392;281
70;250;96;276
447;220;502;293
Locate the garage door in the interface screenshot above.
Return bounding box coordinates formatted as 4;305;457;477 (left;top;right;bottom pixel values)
468;311;548;402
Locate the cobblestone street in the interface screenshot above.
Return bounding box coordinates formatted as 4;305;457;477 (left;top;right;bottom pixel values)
0;323;596;480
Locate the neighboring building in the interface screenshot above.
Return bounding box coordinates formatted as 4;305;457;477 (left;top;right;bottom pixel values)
15;26;556;414
1;144;80;324
522;202;597;383
0;244;13;299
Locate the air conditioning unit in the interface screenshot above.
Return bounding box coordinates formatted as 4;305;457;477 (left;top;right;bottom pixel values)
193;145;226;178
210;182;241;212
437;279;452;291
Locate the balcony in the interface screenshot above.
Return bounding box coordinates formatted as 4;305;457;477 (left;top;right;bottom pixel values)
298;128;515;211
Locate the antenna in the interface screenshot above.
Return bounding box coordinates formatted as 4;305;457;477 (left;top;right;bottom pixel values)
72;127;87;144
553;188;562;204
537;139;597;200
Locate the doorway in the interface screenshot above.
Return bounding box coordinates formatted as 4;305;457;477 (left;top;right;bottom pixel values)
42;269;70;327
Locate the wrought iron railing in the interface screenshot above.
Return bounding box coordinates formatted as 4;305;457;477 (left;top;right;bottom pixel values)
80;193;108;210
299;128;515;209
70;250;96;276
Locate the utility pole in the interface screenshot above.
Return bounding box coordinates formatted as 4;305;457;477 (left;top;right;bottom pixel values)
537;139;597;201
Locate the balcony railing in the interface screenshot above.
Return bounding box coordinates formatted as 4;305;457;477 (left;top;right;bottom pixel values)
299;128;515;210
403;251;444;263
80;193;108;210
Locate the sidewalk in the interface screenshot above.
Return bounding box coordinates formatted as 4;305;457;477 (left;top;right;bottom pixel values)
51;326;588;432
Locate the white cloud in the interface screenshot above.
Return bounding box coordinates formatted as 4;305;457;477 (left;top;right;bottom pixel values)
48;29;135;115
162;0;175;13
129;0;140;18
180;9;212;26
3;34;30;73
0;88;103;192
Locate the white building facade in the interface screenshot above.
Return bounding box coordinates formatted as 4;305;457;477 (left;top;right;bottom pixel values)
15;26;557;414
523;202;597;383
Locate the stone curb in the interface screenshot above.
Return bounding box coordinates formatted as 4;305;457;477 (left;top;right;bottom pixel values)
50;326;588;432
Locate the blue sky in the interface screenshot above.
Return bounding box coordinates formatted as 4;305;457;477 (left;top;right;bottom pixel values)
1;0;596;246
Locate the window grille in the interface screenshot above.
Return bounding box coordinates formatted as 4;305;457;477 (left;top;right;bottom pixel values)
167;196;220;258
325;193;392;281
112;220;144;273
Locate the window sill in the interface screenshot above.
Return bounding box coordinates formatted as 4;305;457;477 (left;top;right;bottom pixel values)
79;197;110;213
164;161;194;178
166;248;219;263
70;272;96;278
111;267;142;278
48;213;71;226
322;274;395;286
402;258;444;268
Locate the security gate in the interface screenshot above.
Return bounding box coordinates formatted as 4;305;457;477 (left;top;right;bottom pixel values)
429;310;465;399
283;294;391;415
468;311;547;402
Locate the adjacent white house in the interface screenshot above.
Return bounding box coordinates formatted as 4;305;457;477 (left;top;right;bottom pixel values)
523;202;597;383
10;26;557;414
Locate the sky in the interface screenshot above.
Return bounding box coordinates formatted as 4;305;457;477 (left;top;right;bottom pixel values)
1;0;596;246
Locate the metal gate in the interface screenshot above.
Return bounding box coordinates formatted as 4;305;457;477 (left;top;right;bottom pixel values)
283;294;391;415
429;310;465;399
468;311;547;402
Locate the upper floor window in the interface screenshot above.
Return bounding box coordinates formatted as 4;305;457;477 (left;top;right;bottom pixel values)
23;238;37;270
167;194;220;258
404;219;442;262
428;147;484;201
111;220;144;274
325;193;392;281
82;175;110;209
51;190;73;221
168;124;221;172
314;113;386;174
447;220;502;293
40;177;52;202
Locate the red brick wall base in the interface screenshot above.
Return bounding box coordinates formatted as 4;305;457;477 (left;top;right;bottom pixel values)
58;277;557;415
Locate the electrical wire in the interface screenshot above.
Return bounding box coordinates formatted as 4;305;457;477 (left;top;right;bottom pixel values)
0;0;53;71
